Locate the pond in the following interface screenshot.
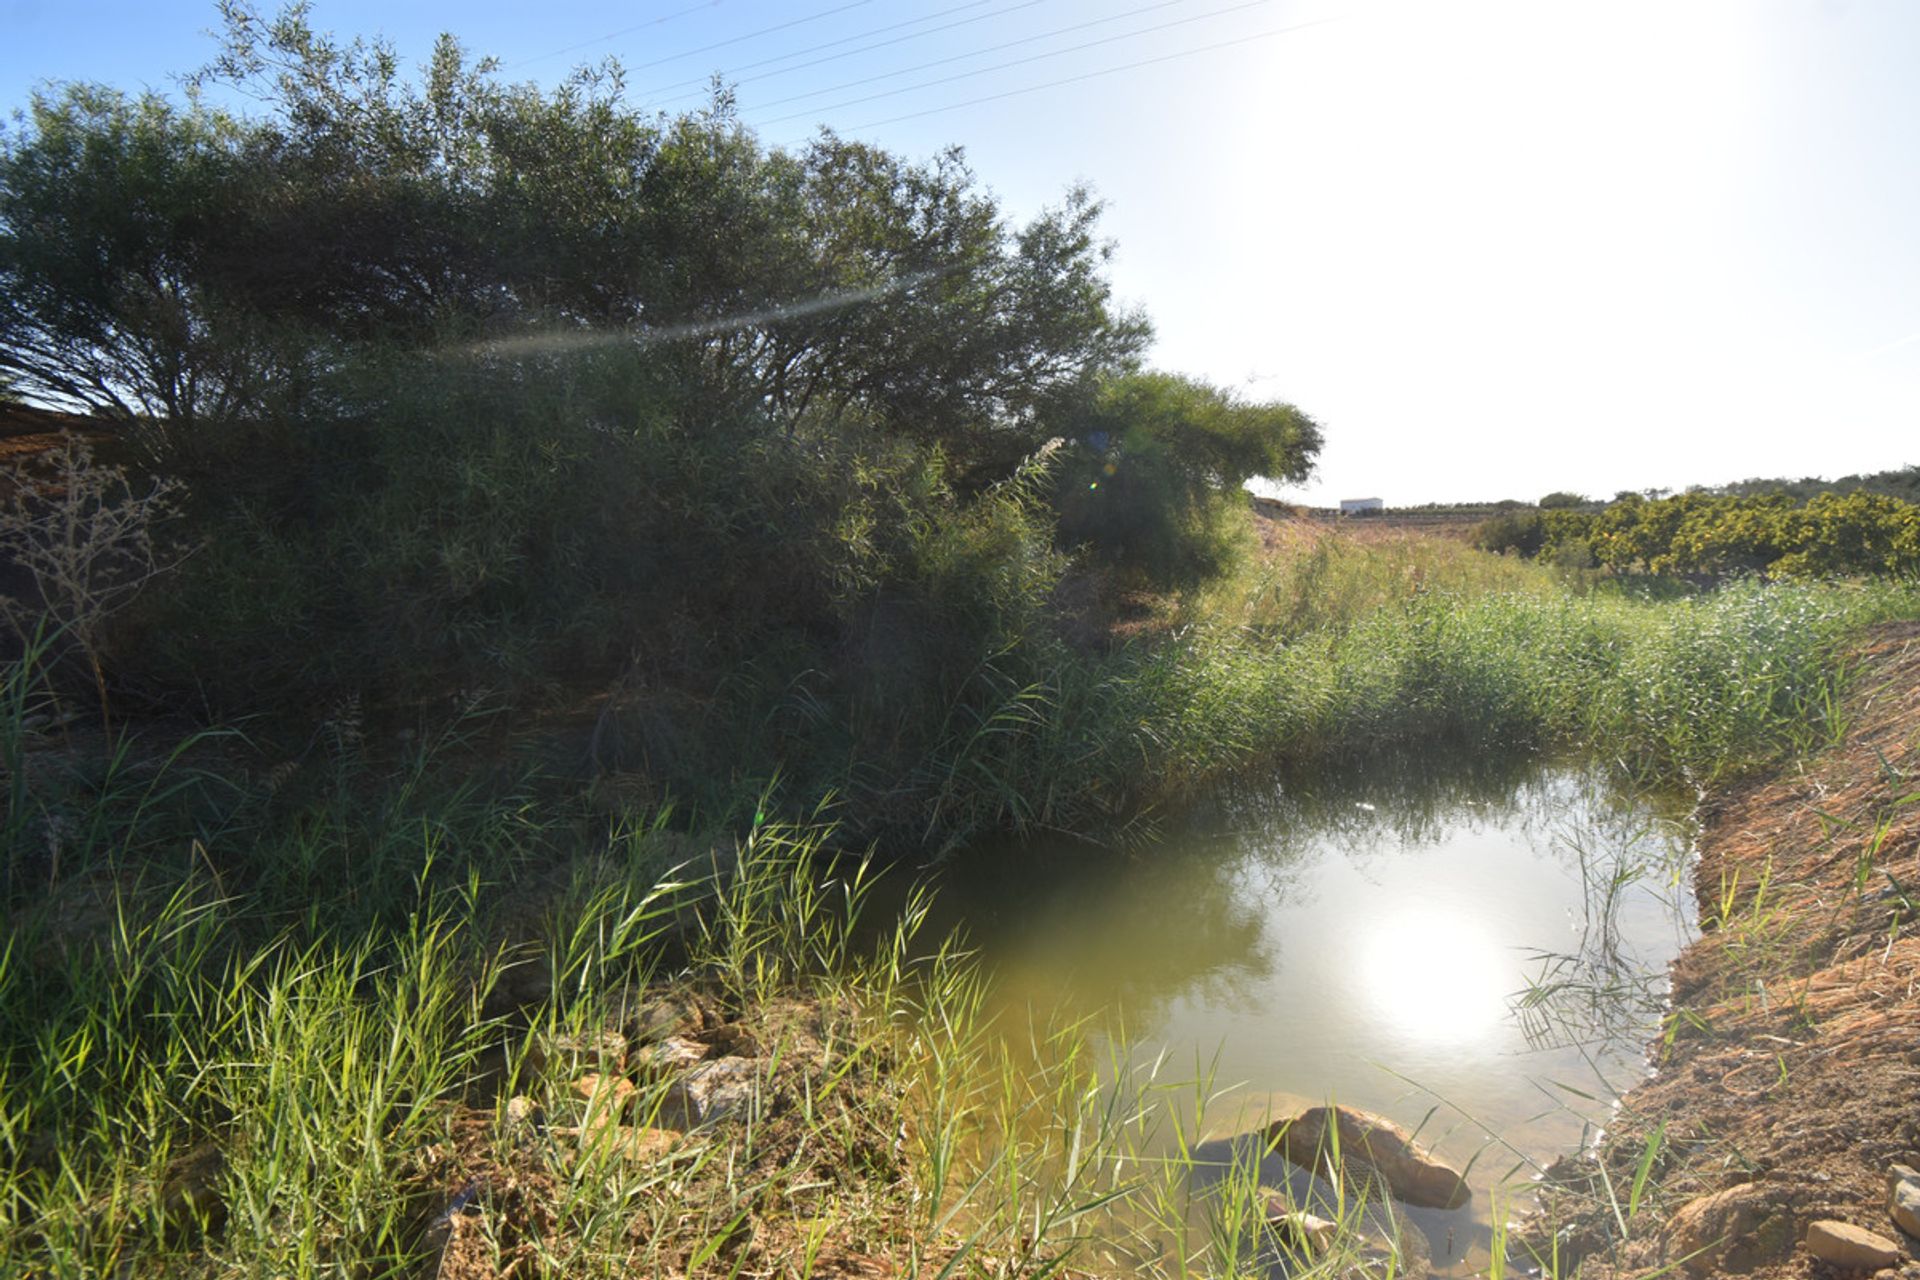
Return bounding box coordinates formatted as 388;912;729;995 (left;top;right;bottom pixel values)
917;753;1699;1271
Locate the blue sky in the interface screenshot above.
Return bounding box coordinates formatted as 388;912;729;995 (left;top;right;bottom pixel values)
5;0;1918;504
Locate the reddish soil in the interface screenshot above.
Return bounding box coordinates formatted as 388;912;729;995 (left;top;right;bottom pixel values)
1529;623;1920;1279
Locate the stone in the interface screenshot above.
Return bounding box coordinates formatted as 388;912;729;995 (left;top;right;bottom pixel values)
1264;1106;1471;1210
663;1057;758;1127
573;1071;637;1115
1663;1183;1798;1276
570;1120;681;1162
1889;1164;1920;1238
624;994;697;1045
1265;1204;1337;1256
635;1034;709;1072
502;1095;540;1131
1807;1220;1903;1271
617;1126;680;1160
696;1022;761;1059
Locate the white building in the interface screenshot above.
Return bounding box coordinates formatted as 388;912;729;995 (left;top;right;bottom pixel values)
1339;497;1384;515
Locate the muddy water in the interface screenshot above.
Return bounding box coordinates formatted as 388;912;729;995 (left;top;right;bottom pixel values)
925;754;1698;1266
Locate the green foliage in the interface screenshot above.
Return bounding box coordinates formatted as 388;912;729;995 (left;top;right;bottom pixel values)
1487;489;1920;580
1474;510;1547;558
0;5;1170;812
1053;372;1322;586
1772;491;1920;578
1;5;1147;479
0;85;282;465
1716;463;1920;504
1474;508;1595;565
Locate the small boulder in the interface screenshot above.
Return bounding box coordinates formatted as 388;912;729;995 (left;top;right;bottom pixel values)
574;1122;680;1163
573;1071;637;1115
1265;1204;1337;1256
636;1034;709;1072
1889;1164;1920;1239
1265;1106;1470;1210
693;1021;761;1059
1807;1220;1903;1271
1663;1183;1798;1276
664;1058;757;1127
624;993;698;1045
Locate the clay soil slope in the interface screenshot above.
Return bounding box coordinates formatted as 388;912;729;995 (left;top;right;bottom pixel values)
1533;622;1920;1280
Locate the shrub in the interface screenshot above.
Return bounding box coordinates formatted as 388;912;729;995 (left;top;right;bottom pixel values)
1053;373;1321;587
0;433;184;718
1473;511;1545;557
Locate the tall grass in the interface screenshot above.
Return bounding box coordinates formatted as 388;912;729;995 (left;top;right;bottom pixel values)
884;542;1920;850
0;806;1277;1275
0;637;1261;1276
8;533;1916;1274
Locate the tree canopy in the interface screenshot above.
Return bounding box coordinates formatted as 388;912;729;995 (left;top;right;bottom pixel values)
0;3;1323;746
1;2;1151;477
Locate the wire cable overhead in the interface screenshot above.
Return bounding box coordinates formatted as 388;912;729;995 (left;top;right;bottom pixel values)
511;0;877;75
637;0;1029;103
838;16;1335;133
753;0;1281;127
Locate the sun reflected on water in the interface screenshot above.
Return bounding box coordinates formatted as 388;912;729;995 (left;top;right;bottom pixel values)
1357;907;1513;1045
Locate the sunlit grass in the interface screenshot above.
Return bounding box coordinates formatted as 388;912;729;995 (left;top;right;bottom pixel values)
7;540;1917;1275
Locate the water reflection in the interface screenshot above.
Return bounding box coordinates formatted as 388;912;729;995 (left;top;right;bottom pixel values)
1359;905;1510;1044
922;752;1698;1208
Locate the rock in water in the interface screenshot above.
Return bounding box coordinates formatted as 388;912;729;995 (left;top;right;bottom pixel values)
1805;1220;1902;1271
1888;1164;1920;1239
1265;1204;1338;1256
1264;1105;1471;1210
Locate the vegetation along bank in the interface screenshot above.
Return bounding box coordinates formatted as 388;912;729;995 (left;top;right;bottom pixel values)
1526;622;1920;1280
5;6;1920;1277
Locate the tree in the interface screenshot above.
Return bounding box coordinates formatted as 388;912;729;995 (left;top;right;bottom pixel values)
0;85;288;465
1053;372;1322;584
3;2;1150;482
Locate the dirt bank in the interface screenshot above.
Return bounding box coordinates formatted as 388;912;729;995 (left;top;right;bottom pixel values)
1531;622;1920;1279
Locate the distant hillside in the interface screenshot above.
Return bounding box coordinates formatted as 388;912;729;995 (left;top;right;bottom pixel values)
1707;463;1920;503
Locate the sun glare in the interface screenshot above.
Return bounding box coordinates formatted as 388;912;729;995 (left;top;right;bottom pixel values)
1357;907;1513;1044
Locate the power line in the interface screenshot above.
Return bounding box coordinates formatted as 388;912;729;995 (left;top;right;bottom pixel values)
741;0;1189;116
754;0;1278;127
817;16;1337;135
637;0;1025;104
621;0;879;74
511;0;877;76
506;1;721;72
